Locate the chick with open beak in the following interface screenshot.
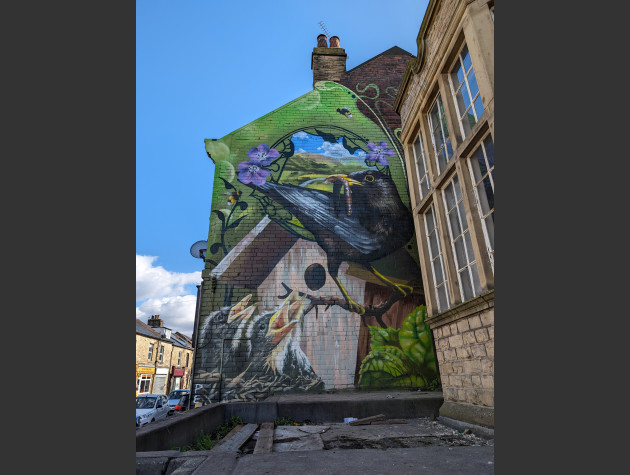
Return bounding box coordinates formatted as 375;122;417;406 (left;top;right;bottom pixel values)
265;290;314;377
227;294;256;324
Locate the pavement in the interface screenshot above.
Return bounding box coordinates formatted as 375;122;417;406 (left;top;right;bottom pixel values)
137;417;493;474
136;390;494;474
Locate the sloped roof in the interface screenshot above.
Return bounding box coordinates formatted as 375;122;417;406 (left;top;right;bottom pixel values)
346;46;414;74
135;319;193;349
136;319;161;339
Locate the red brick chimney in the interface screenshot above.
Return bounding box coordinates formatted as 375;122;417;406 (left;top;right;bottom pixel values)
311;34;347;88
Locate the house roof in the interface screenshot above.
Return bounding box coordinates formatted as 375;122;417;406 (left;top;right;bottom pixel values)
345;46;414;74
135;319;193;350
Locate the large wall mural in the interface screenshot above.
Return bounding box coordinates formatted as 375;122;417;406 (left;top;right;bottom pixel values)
194;80;438;403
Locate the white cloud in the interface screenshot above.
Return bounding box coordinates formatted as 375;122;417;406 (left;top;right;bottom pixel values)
292;131;309;140
296;148;306;154
317;141;351;158
136;255;201;336
356;150;366;157
136;255;200;300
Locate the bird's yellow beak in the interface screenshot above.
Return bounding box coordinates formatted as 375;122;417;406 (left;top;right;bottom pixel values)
324;174;363;186
266;291;306;344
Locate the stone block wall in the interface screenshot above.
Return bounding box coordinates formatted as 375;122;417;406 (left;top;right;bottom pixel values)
433;307;494;408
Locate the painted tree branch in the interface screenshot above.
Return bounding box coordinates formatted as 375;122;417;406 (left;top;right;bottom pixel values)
277;282;404;328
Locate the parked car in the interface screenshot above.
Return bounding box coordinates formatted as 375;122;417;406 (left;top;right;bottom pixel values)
173;393;191;412
136;394;170;426
167;389;190;414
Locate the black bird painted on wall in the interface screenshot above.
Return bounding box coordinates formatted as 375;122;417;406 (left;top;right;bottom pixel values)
246;169;414;315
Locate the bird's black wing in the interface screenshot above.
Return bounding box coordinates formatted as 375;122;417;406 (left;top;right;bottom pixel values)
257;182;380;255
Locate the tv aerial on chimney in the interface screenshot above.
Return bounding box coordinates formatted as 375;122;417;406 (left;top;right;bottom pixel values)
189;240;207;260
318;21;330;39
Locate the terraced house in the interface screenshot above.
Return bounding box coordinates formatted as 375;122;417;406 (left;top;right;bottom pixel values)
136;315;194;396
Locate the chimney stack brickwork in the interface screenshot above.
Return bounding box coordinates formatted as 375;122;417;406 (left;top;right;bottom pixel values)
147;315;164;328
311;35;347;88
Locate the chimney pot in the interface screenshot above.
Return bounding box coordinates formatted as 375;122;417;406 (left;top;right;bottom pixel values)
317;34;328;48
329;36;340;48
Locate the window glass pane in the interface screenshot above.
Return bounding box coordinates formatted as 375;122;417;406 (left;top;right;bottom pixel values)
433;257;444;284
441;116;450;139
455;90;468;119
461;86;471;112
413;136;423;161
437;148;448;172
453;236;466;266
444;183;456;210
437;284;449;312
476;152;488;177
485;214;495;250
468;72;479;98
460;268;474;300
420;179;429;197
425;207;435;232
470;263;482;296
482;176;494;210
445;140;453;159
454;59;464;85
457;202;468;231
476;182;491;215
462;45;472;72
464;232;475;264
453;176;462;201
466;112;476;130
473;95;484;119
483;136;494;167
449;212;462;237
428;231;439;258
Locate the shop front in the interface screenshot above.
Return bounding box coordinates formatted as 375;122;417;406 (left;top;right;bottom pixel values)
136;365;155;396
170;367;185;392
153;367;169;394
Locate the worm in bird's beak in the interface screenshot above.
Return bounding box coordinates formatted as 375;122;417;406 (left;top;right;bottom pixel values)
323;174;363;186
266;290;306;345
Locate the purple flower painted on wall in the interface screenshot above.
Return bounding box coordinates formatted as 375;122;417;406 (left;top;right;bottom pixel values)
366;141;395;166
248;144;279;165
238;160;271;186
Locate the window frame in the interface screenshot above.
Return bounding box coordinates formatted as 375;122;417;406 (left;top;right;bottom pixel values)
158;345;164;363
412;132;431;200
137;374;152;395
147;343;153;361
467;133;494;271
177;351;182;367
441;173;483;302
423;203;451;313
427;94;454;175
448;43;484;139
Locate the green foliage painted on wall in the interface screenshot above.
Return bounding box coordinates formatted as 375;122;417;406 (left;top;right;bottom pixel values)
358;305;439;388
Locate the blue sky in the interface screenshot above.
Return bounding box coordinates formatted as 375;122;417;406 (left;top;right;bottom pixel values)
136;0;430;334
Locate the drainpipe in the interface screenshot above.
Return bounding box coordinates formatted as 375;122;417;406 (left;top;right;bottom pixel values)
187;283;202;411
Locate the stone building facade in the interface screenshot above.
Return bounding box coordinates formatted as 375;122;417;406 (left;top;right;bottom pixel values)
136;315;194;396
394;0;494;427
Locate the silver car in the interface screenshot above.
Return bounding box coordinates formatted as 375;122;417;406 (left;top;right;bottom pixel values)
136;394;170;426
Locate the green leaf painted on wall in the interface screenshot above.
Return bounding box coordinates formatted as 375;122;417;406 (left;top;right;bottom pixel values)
368;326;400;350
358;346;407;381
399;305;438;378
